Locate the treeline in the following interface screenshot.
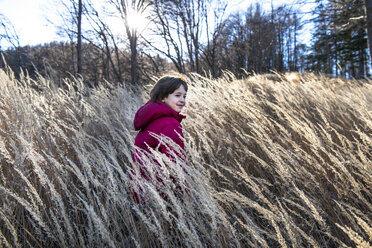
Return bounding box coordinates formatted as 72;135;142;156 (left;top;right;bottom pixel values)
1;42;171;86
204;4;306;77
308;0;369;78
0;0;370;86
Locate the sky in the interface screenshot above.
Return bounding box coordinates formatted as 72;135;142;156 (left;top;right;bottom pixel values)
0;0;59;48
0;0;314;49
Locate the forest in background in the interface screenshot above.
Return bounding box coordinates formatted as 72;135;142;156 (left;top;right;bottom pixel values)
1;0;372;247
0;0;370;86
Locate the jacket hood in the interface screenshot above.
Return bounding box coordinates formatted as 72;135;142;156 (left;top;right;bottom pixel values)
133;101;186;131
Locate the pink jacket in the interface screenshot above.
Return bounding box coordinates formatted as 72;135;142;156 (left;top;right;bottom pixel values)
131;101;186;201
132;100;186;160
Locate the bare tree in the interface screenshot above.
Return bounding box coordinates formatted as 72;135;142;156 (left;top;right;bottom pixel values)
202;0;228;77
0;14;20;50
0;14;21;69
146;0;186;72
109;0;151;85
200;2;306;76
147;0;211;73
52;0;85;76
77;0;83;75
364;0;372;67
84;0;124;83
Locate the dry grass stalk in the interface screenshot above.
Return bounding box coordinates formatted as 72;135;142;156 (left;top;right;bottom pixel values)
0;68;371;247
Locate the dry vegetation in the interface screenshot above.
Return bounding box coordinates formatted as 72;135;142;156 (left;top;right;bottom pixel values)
0;67;371;247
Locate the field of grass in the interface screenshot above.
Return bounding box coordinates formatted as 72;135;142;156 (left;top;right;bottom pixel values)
0;68;371;247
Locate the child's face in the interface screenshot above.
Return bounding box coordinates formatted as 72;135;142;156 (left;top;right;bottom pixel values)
163;85;187;113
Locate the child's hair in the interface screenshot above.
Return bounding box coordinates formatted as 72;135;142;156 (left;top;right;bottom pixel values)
150;75;188;102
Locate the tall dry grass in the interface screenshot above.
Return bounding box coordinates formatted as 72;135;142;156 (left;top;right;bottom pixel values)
0;67;371;247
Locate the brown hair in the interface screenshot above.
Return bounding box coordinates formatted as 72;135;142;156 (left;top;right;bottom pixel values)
150;76;188;102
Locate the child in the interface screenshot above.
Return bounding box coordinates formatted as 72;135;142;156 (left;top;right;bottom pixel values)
131;75;188;201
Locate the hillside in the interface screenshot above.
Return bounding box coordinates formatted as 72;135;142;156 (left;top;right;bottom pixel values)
0;69;371;247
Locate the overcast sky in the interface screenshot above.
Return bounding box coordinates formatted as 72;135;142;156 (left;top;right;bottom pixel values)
0;0;313;48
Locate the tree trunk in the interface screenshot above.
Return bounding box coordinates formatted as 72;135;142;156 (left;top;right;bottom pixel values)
130;33;138;85
77;0;83;75
365;0;372;67
359;49;365;78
